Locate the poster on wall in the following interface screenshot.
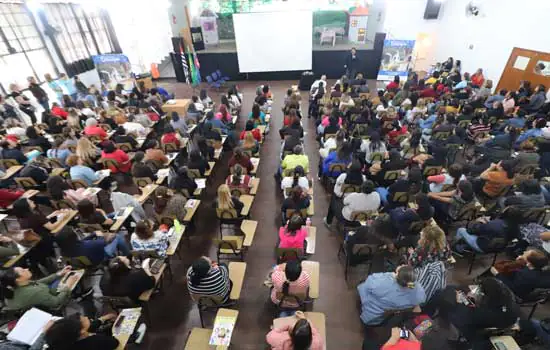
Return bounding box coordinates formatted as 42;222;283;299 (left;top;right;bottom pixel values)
92;54;134;91
377;40;416;81
199;16;219;46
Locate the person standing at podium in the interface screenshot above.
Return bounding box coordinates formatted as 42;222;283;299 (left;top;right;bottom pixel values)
344;47;360;79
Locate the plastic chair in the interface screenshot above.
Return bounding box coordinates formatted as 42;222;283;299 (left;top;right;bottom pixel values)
206;75;221;89
216;69;229;82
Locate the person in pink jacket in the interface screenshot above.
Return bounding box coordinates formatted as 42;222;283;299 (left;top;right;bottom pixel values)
278;215;308;250
266;311;324;350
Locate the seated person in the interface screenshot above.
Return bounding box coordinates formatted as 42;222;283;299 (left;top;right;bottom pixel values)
333;161;365;198
76;137;101;167
501;179;545;210
67;155;99;186
144;140;169;165
248;103;266;127
228;147;253;174
390;193;434;237
188;149;211;176
373;150;408;187
493;248;550;299
26;126;52;152
361;131;387;165
240;130;259;155
203;112;227;135
321;142;353;178
0;266;80;311
44;313;120;350
278;214;308;250
324;181;380;228
281;166;309;199
47;138;72;166
77;199;114;229
83;118;108;140
131;151;156;181
161;125;182;148
427;163;464;193
428;180;475;221
186;256;231;303
215;184;244;219
47;175;96;207
425;278;519;348
170;166;198;196
0;139;27;164
57;226;130;266
100;256;156;302
382;168;423;209
281;186;311;224
240;120;262;142
113;126;138;150
101;141;131;173
454;207;523;254
406;225;451;268
131;220;170;257
226;164;252;194
266;311;324;350
153;186;188;223
216;103;232;124
170;111;189;135
281;145;309;176
270;260;310;308
358;265;425;325
18;157;49;185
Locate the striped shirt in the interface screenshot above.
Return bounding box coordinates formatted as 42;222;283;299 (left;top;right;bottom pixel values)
186;264;231;303
270;267;310;307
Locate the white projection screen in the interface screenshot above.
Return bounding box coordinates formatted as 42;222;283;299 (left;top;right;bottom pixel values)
233;11;313;73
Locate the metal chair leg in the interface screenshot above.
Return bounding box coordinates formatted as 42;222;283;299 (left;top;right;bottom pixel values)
468;253;476;275
198;306;205;328
528;303;538;320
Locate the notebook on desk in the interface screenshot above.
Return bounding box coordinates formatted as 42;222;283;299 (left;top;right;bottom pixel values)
7;308;60;345
195;179;206;189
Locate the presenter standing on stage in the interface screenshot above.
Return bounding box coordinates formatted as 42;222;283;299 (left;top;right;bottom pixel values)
344;47;360;79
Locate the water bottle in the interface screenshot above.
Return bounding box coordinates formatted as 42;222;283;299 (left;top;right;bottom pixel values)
305;218;311;227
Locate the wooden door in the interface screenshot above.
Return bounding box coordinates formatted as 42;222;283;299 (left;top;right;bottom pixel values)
496;47;550;93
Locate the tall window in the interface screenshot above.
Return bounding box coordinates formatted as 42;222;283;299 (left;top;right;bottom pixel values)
42;3;117;66
0;2;56;92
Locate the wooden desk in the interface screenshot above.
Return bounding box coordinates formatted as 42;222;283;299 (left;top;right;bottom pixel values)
228;262;246;300
57;269;85;292
51;168;67;177
162;99;191;116
8;189;39;209
302;261;319;299
1;165;23;180
110;207;134;232
249;178;260;195
185;328;213;350
239;195;254;216
113;307;142;350
212;308;239;349
139;263;166;302
273;312;326;350
304;226;316;254
204;162;216;177
241;220;257;247
167;225;186;256
490;336;520;350
156;168;170;185
48;209;78;234
136;184;158;204
187;124;197;136
183;199;201;222
3;240;40;267
250;157;259;175
93;169;111;185
165;152;178;166
307;199;314;216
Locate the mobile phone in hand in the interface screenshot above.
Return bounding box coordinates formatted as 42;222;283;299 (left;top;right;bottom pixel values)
114;315;125;328
399;328;409;339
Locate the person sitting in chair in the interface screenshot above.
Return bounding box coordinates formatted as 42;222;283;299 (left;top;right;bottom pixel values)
270;260;310;310
186;256;232;304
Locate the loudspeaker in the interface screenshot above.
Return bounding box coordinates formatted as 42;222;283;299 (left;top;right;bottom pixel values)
424;0;442;20
170;52;186;83
190;27;205;51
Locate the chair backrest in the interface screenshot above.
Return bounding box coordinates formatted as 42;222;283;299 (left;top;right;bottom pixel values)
276;291;307;308
395;134;409;144
211;71;219;80
14;177;37;189
116;143;133;152
276;247;303;263
328;163;347;174
191;293;225;307
350;243;373;257
324;133;337;142
359;93;370;100
22;145;43;154
206;75;213;84
214;237;242;255
341;184;360;194
230;187;246;197
187;168;201;179
285;208;308;219
70;179;88;190
88;135;102;143
130;249;160;259
163;142;179;153
458;119;470;128
486;237;508;252
133;177;153;188
432;131;450;140
423;166;443;177
282;168;295;177
0;159;19;169
101;158;120;170
371;152;384;162
392;191;409;204
51;199;74;210
408;220;427;234
63;255;95;269
516;164;537;176
353;124;369;136
216;208;238;219
522;207;549;225
455;202;477;221
77;223;103;232
350;211;375;222
331;97;341;106
157;214;176;226
383;170;401;181
48;158;64;169
441;184;456;192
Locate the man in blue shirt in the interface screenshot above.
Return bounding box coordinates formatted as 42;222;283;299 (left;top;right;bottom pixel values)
484;90;506;109
357;265;426;325
515;118;546;149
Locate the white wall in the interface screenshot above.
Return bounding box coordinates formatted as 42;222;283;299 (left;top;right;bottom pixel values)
382;0;550;82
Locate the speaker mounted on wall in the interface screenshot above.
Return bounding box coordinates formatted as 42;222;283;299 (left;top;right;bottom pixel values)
424;0;443;20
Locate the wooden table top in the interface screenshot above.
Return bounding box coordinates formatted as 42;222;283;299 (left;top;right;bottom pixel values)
167;225;186;256
110;207;134;232
183;199;201;222
228;261;246;300
113;307;142;350
240;220;257;247
48;209;78;234
3;239;40;268
139;263;166;302
302;261;319;299
304;226;316;255
239;195;254;216
136;184;159;204
0;165;23;180
249;178;260;195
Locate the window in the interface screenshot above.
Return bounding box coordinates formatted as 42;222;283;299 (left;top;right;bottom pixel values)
42;3;117;66
0;2;56;92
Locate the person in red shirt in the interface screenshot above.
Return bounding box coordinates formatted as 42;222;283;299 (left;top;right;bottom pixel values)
387;121;408;147
161;125;181;148
419;85;437;99
471;68;485;88
84;118;108;140
51;102;68;119
283;108;301;127
239;120;262;142
386;75;400;92
228;148;253;174
380;327;421;350
101;141;131;173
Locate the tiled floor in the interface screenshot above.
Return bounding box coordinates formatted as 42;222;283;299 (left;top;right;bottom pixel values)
134;80;550;349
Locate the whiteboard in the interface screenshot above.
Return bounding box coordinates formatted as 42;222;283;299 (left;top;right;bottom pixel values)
233;11;313;73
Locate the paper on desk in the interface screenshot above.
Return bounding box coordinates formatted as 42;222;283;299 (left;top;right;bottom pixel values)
195;179;206;189
209;316;235;346
96;169;111;178
7;308;59;345
157;168;170;177
185;199;197;208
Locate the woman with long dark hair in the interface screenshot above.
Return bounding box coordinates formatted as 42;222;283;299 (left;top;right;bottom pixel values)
322;141;353;177
186;256;231;302
266;311;324;350
360;131;387;165
269;260;310;308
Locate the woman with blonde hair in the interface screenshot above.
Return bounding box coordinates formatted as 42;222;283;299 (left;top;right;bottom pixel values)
66;108;81;130
406;225;450;268
215;184;244;218
241;131;259;154
76;137;100;166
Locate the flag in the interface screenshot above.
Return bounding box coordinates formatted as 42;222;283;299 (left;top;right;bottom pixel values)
187;47;201;86
179;41;190;84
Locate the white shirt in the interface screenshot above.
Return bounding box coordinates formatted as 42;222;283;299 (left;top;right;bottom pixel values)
110;191;147;222
334;173;366;198
310;79;325;94
319;138;337;158
281;177;309;198
123;122;147;137
81;108;96;118
342;192;381;221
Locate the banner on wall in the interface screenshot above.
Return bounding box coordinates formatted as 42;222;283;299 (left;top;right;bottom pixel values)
199;16;219;46
377;40;416;81
92;54;134;91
